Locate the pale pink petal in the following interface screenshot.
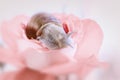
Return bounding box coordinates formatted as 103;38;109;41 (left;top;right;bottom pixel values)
22;46;77;72
74;55;105;79
0;15;29;52
0;47;25;68
41;62;77;75
74;19;103;59
71;19;104;78
16;39;42;53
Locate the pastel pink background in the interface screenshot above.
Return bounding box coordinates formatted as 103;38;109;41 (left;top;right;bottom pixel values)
0;0;119;80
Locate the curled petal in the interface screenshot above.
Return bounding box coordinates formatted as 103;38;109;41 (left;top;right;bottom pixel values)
0;15;29;52
74;19;104;59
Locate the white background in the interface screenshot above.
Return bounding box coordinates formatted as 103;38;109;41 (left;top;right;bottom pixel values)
0;0;120;80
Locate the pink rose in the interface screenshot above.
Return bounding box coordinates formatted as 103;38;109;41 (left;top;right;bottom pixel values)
0;14;106;80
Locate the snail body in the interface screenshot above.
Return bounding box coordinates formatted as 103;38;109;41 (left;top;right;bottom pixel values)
25;13;72;49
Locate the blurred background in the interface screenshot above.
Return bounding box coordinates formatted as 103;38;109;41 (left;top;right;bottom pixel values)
0;0;120;80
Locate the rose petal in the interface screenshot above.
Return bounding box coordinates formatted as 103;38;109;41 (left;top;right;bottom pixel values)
0;68;55;80
0;15;29;52
75;19;103;59
22;47;76;71
0;47;25;68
